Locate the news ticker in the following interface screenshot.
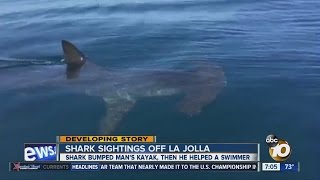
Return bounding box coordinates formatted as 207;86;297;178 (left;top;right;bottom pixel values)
9;162;259;172
9;162;300;172
12;135;300;173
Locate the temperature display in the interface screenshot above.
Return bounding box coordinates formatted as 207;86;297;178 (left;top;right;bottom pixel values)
262;162;299;172
280;163;300;172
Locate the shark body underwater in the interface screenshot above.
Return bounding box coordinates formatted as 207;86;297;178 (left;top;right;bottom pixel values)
0;40;226;134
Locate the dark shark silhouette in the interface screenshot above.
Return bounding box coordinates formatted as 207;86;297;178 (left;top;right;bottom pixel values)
0;40;226;134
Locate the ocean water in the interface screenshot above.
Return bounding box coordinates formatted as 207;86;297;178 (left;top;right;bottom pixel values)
0;0;319;179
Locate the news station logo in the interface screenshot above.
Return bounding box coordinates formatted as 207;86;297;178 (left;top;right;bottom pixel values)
24;143;57;161
265;134;291;162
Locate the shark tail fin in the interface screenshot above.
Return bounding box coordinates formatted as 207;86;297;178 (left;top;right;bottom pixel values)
61;40;86;79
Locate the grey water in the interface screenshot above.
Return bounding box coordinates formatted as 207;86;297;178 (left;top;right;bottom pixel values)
0;0;319;179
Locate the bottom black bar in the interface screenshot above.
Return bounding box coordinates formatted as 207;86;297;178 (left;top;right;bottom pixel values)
9;162;259;172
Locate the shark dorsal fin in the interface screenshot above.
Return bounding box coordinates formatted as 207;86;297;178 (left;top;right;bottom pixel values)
61;40;86;79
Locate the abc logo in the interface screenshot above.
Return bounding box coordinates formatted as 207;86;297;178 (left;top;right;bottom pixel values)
265;134;291;161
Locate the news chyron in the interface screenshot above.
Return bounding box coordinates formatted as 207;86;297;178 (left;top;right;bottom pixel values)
24;143;57;161
265;134;291;162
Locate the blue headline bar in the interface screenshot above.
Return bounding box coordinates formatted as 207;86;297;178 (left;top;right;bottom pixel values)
58;143;258;153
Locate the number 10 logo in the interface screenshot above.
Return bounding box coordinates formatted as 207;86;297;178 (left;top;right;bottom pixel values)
266;134;291;161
